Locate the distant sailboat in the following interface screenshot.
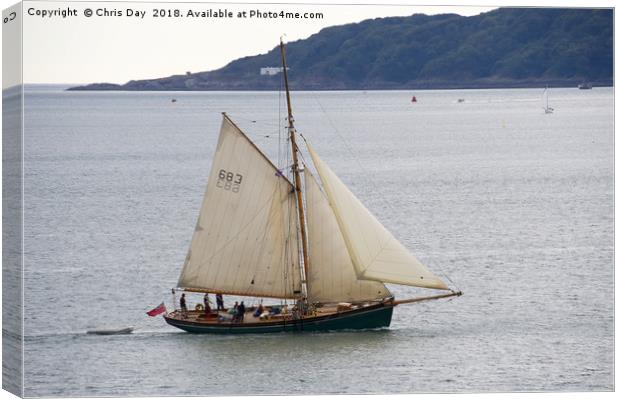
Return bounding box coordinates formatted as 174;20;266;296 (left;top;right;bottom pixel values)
162;40;461;334
542;87;554;114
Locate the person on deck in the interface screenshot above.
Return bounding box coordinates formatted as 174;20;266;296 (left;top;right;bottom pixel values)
203;293;211;315
237;301;246;322
253;302;264;318
216;293;224;311
296;298;307;316
230;301;239;321
180;294;187;317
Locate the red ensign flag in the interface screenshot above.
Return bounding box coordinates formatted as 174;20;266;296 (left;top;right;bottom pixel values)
146;302;167;317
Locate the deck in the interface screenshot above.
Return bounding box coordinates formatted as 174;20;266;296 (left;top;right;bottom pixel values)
167;304;354;325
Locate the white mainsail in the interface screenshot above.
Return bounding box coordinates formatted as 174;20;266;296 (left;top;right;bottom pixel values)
177;115;302;299
306;142;449;290
304;170;391;303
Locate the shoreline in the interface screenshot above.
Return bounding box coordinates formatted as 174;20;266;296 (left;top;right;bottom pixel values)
65;83;613;92
17;83;614;92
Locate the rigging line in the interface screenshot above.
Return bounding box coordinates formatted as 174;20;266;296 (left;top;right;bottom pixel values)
307;92;386;203
282;203;292;297
278;71;283;168
245;128;287;138
246;133;283;150
277;162;297;173
442;271;460;291
226;113;281;128
307;92;458;289
292;137;312;171
284;185;302;298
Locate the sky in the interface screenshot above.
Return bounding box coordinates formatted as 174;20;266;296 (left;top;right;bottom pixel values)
0;0;615;84
9;0;499;84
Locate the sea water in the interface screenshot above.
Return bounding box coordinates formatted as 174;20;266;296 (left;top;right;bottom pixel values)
8;86;614;395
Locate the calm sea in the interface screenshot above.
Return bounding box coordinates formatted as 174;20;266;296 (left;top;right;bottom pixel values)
10;86;615;395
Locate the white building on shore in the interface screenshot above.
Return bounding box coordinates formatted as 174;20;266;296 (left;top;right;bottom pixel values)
260;67;289;76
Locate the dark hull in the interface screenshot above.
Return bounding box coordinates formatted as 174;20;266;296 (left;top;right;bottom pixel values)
164;302;394;334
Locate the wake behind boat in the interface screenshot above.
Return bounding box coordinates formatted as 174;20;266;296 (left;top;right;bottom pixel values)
162;40;461;334
86;327;134;335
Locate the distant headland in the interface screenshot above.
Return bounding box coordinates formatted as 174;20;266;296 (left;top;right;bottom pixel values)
69;8;613;91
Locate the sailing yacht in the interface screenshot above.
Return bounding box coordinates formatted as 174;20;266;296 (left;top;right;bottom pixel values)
543;87;554;114
163;41;461;334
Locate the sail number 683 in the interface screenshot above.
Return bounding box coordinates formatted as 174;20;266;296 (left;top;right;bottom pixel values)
216;169;243;193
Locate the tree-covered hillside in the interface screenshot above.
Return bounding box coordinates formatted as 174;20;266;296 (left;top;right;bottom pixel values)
71;8;613;90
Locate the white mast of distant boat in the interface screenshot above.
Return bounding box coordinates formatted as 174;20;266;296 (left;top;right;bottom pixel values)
543;86;554;114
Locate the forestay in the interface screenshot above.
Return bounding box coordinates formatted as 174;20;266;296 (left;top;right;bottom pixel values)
304;170;390;303
177;115;302;298
306;142;449;290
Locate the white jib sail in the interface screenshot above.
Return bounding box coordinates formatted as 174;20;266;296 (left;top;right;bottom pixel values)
177;115;302;298
304;170;391;303
306;142;449;290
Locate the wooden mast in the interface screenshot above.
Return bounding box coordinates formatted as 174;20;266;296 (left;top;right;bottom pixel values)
280;39;310;298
